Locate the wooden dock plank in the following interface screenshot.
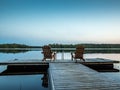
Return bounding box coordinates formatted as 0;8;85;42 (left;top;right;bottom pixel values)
49;63;120;90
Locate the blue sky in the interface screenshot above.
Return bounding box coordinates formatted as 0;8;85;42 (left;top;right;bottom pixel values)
0;0;120;45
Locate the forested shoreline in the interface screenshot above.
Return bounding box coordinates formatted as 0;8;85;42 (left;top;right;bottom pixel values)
0;43;41;48
0;43;120;48
49;44;120;48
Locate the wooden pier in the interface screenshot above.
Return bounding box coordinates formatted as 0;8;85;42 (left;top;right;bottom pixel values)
49;63;120;90
0;58;120;90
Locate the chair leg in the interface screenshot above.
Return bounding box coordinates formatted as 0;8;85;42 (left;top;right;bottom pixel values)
53;56;55;61
75;59;77;63
83;58;85;62
81;57;85;62
42;58;46;61
72;57;74;61
71;52;74;61
52;55;55;61
52;52;56;61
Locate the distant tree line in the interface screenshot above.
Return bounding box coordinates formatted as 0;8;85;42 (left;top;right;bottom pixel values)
0;43;30;48
0;43;120;48
49;44;120;48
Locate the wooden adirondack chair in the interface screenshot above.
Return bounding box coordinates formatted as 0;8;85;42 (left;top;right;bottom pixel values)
71;45;85;62
42;45;56;61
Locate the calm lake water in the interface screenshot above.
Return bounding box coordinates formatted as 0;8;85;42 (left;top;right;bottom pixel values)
0;50;120;61
0;49;120;90
0;50;49;90
0;74;48;90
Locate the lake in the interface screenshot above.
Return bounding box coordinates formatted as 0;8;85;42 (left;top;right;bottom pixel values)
0;49;49;90
0;49;120;90
0;49;120;61
0;74;48;90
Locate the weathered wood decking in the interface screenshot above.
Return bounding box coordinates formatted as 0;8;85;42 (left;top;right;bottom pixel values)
0;58;120;90
49;63;120;90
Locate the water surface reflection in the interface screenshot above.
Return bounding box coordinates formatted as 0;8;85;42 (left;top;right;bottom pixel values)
0;65;49;90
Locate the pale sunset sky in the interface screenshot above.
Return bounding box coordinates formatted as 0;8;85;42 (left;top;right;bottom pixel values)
0;0;120;45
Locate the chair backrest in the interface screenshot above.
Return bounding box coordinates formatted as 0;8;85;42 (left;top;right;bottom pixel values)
75;45;84;58
42;45;52;58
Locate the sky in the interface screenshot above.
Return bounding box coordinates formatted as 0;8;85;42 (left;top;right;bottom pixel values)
0;0;120;46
